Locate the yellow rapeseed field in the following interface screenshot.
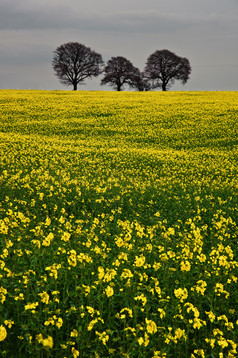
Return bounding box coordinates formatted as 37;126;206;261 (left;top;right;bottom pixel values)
0;90;238;357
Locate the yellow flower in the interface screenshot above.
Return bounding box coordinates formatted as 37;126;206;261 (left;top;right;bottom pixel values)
167;227;175;235
86;306;95;316
152;351;167;358
217;336;229;348
61;231;71;242
217;315;228;323
4;320;14;328
115;237;124;247
219;255;228;267
117;307;133;319
14;293;24;301
193;349;205;357
214;283;229;298
0;287;7;303
38;291;50;304
42;336;53;349
174;288;188;302
52;291;60;295
95;331;109;345
174;328;186;340
134;293;147;306
213;328;224;337
190;318;206;330
44;317;55;326
138;333;150;347
191;280;207;295
45;232;54;245
31;239;41;248
45;217;51;226
205;311;216;323
197;253;206;262
160;253;168;262
98;266;105;280
1;249;8;258
24;302;39;311
103;268;117;282
82;284;90;297
45;263;61;279
56;317;63;329
145;318;157;334
70;329;79;337
205;338;216;348
0;325;7;341
120;269;133;279
67;250;77;267
180;260;191;271
87;318;104;331
158;308;166;319
105;285;114;297
72;347;80;357
153;262;162;270
36;334;53;348
59;215;65;224
134;255;146;267
42;232;54;246
144;333;150;347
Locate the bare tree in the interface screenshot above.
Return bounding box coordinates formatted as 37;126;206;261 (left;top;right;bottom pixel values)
144;49;191;91
101;56;142;91
52;42;104;90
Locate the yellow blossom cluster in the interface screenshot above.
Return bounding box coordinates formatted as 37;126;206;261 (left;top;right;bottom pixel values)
0;90;238;357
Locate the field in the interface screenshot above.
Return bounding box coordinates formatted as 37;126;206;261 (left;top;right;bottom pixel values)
0;89;238;357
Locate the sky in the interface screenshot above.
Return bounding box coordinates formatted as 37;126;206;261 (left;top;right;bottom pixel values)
0;0;237;91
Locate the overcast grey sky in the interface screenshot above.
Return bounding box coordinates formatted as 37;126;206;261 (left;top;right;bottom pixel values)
0;0;237;91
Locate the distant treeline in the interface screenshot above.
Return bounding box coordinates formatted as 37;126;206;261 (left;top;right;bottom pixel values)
52;42;191;91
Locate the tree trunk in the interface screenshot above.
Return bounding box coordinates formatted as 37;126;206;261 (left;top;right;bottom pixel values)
162;82;167;91
73;82;77;91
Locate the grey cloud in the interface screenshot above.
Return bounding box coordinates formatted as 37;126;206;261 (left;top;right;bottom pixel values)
1;1;236;35
92;10;196;33
0;1;74;30
92;10;237;35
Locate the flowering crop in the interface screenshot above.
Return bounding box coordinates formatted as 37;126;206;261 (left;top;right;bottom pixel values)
0;90;238;357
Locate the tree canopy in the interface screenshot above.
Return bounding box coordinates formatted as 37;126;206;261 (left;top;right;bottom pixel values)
52;42;104;90
101;56;142;91
144;49;191;91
